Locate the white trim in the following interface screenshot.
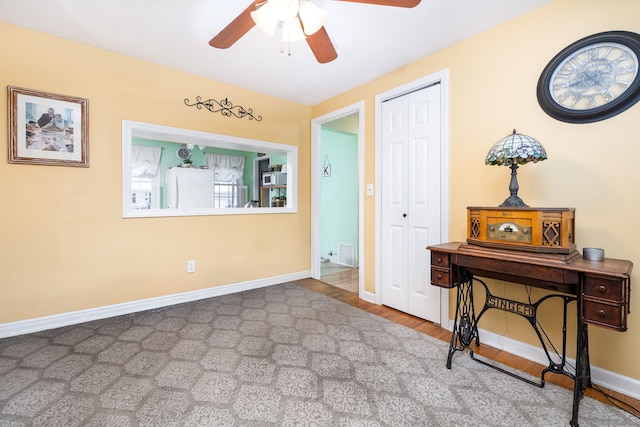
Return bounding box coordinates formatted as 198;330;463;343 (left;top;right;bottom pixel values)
374;69;451;327
0;271;310;339
360;289;377;304
310;101;366;298
122;120;298;217
475;326;640;400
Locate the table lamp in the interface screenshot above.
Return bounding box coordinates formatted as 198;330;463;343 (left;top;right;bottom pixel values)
485;129;547;207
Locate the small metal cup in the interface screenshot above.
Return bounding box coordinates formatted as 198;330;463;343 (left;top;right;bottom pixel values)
583;248;604;261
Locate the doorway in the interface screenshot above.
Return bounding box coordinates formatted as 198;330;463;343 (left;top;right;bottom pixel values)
253;155;270;205
375;70;450;326
311;102;365;296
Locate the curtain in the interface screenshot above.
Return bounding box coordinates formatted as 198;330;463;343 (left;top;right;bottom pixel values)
131;145;162;177
205;153;245;182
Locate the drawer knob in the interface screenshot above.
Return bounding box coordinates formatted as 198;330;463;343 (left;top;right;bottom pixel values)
597;309;606;318
598;285;607;293
436;257;442;263
437;274;443;280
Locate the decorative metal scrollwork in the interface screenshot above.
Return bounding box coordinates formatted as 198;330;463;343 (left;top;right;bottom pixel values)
184;96;262;121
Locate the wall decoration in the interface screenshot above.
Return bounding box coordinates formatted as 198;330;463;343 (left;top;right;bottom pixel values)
184;96;262;121
8;86;89;167
537;31;640;123
323;155;331;177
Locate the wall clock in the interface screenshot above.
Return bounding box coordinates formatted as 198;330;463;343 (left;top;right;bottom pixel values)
537;31;640;123
176;146;191;161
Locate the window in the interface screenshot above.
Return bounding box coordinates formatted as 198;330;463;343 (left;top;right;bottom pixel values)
122;120;297;218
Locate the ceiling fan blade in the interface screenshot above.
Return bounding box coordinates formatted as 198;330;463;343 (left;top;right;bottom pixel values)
306;27;338;64
337;0;421;7
209;1;262;49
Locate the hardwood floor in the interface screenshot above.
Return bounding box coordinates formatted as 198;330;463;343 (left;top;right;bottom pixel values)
320;262;359;293
295;277;640;419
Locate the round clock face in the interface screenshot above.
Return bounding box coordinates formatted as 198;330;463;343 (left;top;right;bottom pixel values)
176;146;191;161
537;31;640;123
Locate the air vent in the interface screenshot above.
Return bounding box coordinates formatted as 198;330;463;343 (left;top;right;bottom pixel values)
338;243;355;268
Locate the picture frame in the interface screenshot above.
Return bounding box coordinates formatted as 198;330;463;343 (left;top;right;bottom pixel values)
8;86;89;167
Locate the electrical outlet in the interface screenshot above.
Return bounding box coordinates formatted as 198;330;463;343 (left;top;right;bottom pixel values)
187;260;196;273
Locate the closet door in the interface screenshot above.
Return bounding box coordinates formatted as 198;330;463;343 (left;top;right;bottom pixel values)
380;84;442;322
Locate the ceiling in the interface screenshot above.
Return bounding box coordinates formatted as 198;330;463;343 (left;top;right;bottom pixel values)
0;0;553;106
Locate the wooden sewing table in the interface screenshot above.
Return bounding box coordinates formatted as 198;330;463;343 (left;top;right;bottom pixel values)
427;242;632;426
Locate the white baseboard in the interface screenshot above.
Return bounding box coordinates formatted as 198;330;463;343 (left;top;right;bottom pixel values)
360;289;377;304
470;326;640;400
0;270;311;339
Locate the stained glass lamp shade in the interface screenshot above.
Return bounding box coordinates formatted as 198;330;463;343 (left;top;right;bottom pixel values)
485;129;548;207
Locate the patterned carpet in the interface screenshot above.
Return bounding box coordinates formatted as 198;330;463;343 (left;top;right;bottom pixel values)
0;282;637;426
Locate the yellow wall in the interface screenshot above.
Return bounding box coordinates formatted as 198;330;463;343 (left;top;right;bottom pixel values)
2;0;640;383
313;0;640;380
0;23;312;321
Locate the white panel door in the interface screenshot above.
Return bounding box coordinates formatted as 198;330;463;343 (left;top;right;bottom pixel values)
381;84;442;322
380;97;409;311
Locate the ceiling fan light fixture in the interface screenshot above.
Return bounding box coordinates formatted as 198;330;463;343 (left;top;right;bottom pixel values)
270;0;299;21
251;3;279;36
282;17;306;42
299;0;327;35
212;0;419;63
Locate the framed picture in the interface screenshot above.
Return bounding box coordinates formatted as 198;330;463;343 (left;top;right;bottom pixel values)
8;86;89;167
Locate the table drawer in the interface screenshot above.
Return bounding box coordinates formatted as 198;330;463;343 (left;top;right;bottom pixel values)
583;276;624;303
431;252;450;268
431;266;453;288
582;299;625;331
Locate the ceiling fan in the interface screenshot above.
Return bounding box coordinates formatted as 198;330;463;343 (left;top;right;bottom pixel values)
209;0;422;64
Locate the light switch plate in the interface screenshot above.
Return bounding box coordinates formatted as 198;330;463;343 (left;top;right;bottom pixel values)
366;184;374;196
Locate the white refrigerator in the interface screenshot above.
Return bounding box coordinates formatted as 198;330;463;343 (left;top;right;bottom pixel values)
165;167;214;209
